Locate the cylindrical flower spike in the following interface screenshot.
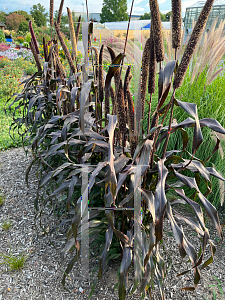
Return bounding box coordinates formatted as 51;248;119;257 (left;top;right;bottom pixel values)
54;21;76;74
50;0;54;27
98;44;104;103
75;15;81;44
148;24;156;94
29;21;39;55
149;0;164;62
67;7;77;60
172;0;182;49
29;41;42;72
141;38;151;118
173;0;215;89
57;0;64;26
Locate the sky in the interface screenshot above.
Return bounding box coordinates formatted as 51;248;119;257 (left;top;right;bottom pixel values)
0;0;198;16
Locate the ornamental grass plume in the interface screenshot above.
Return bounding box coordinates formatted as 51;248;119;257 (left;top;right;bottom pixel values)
172;0;182;49
67;7;77;60
75;15;81;44
57;0;64;26
53;49;66;80
98;45;104;104
124;65;137;156
29;41;42;72
149;0;164;62
117;79;127;140
141;38;151;118
173;0;215;89
29;21;39;55
147;24;156;133
50;0;54;27
54;21;76;74
92;46;99;81
43;37;48;62
148;24;156;94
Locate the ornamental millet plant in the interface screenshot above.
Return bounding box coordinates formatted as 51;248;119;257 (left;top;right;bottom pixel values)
6;0;225;299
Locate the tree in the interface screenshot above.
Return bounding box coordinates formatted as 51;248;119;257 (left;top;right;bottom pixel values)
0;11;7;24
30;3;48;27
100;0;128;23
139;12;151;20
18;21;29;33
160;12;166;22
5;13;26;31
139;11;167;21
165;11;171;21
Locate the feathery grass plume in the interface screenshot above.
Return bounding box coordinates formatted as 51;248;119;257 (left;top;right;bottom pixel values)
117;79;127;140
75;15;81;44
67;7;77;60
92;46;99;81
98;45;104;103
43;37;48;62
53;39;60;77
172;0;182;49
148;25;156;94
50;0;54;27
53;49;66;80
57;0;64;26
29;21;39;55
173;0;215;89
149;0;164;62
124;65;137;156
54;21;76;74
29;41;42;72
141;38;151;118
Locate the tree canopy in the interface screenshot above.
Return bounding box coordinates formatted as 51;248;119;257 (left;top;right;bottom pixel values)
5;13;26;31
100;0;128;23
30;3;48;27
139;11;171;21
0;11;7;24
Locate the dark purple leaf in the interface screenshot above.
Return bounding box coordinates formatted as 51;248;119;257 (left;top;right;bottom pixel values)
155;159;168;243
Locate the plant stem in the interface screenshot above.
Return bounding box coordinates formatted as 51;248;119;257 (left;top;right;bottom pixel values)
162;89;176;159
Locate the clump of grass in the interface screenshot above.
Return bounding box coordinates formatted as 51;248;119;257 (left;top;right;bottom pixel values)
0;194;5;206
1;219;12;231
0;250;28;271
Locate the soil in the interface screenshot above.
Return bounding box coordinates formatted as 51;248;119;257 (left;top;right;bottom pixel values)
0;148;225;300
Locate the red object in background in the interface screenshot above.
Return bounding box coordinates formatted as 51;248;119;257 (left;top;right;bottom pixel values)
94;37;96;42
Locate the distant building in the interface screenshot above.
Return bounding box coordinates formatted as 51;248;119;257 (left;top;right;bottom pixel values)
184;0;225;39
0;22;6;30
72;12;142;23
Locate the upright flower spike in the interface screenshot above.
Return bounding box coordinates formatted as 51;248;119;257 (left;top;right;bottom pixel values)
172;0;182;49
54;21;76;74
57;0;64;26
29;21;39;55
141;38;151;119
50;0;54;27
148;24;156;94
29;41;42;72
149;0;164;62
67;7;77;60
173;0;215;89
75;15;81;44
98;45;104;103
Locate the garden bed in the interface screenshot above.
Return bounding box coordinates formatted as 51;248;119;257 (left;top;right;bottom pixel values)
0;148;224;300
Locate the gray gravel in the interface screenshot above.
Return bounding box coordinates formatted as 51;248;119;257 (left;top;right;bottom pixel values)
0;147;225;300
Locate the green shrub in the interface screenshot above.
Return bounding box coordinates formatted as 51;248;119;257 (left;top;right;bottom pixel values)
0;30;6;43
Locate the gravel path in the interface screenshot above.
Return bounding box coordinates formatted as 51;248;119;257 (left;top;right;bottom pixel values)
0;148;225;300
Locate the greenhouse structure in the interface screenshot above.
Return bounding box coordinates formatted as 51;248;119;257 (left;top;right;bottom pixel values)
184;0;225;38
